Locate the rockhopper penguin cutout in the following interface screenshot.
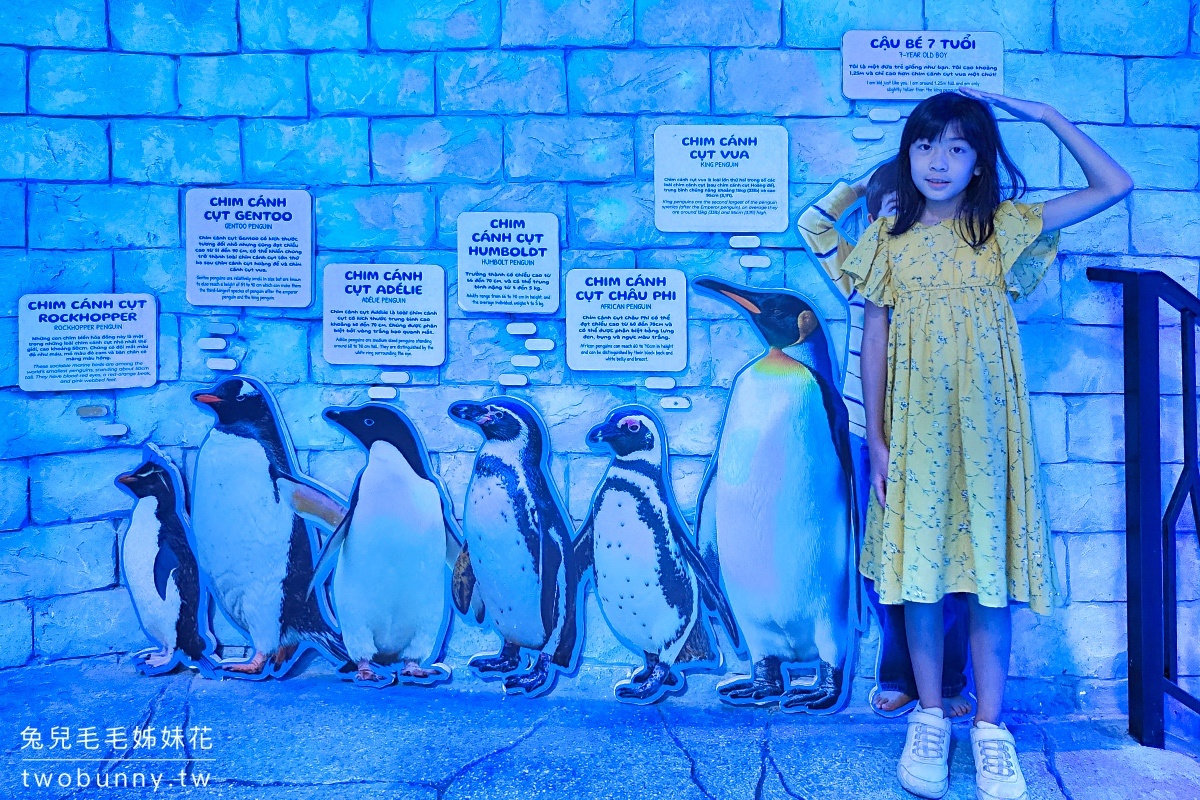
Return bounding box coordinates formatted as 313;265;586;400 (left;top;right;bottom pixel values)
448;396;585;697
309;403;478;688
692;278;862;714
191;376;351;679
575;405;741;704
115;444;214;677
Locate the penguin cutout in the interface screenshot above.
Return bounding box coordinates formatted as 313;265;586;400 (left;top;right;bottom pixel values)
574;405;741;704
191;376;351;680
448;396;585;697
692;277;861;714
114;444;214;677
308;403;477;688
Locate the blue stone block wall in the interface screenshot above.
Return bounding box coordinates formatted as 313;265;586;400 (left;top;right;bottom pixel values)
0;0;1197;716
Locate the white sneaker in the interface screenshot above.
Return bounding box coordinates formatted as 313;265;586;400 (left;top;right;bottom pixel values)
971;721;1028;800
898;705;952;798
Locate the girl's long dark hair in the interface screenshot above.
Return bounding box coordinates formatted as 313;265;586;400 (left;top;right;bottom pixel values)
889;92;1027;249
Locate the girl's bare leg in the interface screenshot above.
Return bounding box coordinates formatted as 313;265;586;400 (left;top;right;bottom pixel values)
967;596;1011;725
904;599;945;712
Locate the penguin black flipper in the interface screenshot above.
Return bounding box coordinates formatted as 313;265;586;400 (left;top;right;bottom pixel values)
666;507;741;650
308;482;357;598
451;545;482;620
534;487;581;671
572;511;595;577
694;464;721;584
810;369;865;629
269;464;349;536
153;542;181;602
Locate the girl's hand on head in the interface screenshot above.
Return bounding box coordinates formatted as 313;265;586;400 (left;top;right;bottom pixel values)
958;88;1054;124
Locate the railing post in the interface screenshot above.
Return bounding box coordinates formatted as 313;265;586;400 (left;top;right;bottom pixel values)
1124;272;1165;747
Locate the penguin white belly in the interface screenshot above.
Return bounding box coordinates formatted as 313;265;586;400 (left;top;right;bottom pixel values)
715;364;850;664
192;430;292;654
122;497;181;651
593;486;692;659
333;442;446;665
463;473;545;648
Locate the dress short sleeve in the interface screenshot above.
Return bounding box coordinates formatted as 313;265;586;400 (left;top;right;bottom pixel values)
838;216;893;306
995;200;1060;300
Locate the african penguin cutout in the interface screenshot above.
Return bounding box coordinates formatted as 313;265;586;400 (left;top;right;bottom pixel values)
114;444;214;677
308;403;478;688
191;377;351;679
693;277;861;714
448;397;584;697
575;406;741;704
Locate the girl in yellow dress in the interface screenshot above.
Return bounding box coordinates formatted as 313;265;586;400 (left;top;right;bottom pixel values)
843;90;1132;800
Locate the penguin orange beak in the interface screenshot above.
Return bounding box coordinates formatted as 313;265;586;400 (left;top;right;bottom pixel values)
116;473;136;485
193;393;222;406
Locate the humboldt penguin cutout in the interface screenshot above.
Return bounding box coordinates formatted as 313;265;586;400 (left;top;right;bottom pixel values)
114;444;215;677
448;396;585;697
308;403;477;688
693;278;861;714
576;405;740;704
190;376;351;679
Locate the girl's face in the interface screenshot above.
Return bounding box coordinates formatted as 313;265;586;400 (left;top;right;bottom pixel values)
908;123;981;207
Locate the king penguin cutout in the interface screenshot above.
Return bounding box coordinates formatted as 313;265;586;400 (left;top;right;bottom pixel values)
308;403;478;687
448;396;584;697
575;406;741;704
115;444;214;677
693;277;861;714
191;377;351;679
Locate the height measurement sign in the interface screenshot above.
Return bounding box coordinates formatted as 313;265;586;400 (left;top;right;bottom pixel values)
654;125;789;233
842;31;1003;100
19;293;157;392
186;188;313;308
323;264;446;367
566;269;687;372
457;212;560;313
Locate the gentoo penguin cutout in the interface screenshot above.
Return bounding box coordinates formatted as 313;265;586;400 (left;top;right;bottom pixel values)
114;444;214;677
693;277;861;714
191;377;351;679
309;403;477;688
448;397;584;697
575;406;740;704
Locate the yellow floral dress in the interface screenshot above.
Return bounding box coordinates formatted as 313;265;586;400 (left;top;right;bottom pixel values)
839;201;1058;615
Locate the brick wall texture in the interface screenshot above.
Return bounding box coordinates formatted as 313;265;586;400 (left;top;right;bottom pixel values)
0;0;1197;715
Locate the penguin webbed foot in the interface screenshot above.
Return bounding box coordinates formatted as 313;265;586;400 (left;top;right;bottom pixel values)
223;651;268;676
271;643;298;670
399;661;450;687
134;648;179;676
469;644;523;675
352;661;398;688
718;657;785;704
503;653;554;697
615;662;681;704
779;663;843;713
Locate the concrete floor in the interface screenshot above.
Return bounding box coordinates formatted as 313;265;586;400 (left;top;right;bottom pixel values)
2;657;1198;799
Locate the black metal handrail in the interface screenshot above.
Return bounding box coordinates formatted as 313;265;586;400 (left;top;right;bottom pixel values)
1087;266;1200;748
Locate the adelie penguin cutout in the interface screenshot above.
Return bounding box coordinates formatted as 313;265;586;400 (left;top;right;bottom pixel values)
309;403;478;688
692;278;862;714
191;376;351;679
448;397;585;697
576;406;741;705
114;444;215;677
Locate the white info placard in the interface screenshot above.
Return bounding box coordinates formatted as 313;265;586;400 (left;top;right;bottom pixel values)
19;293;157;392
566;269;687;372
654;124;789;234
457;212;560;313
323;264;446;367
842;31;1004;100
186;188;312;308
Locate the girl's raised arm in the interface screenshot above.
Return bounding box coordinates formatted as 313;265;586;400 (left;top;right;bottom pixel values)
959;88;1133;233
